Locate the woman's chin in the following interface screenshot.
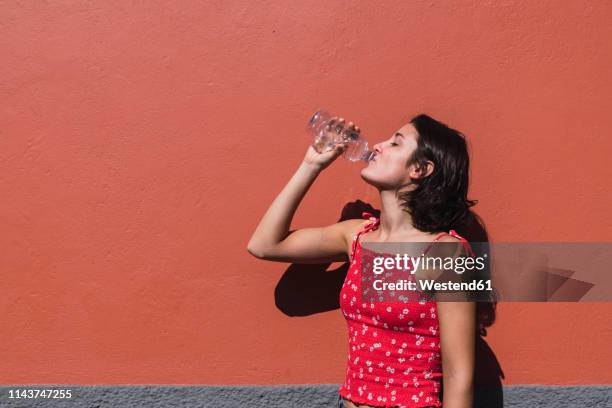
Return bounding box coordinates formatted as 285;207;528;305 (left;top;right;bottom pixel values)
359;167;371;179
360;169;398;190
360;168;382;186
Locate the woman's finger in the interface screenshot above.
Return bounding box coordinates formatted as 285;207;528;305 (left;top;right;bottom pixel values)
335;117;345;134
326;117;337;131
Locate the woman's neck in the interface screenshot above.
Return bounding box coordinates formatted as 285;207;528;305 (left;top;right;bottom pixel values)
376;189;422;239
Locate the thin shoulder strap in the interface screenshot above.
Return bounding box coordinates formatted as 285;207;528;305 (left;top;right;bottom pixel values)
423;229;475;257
350;211;379;261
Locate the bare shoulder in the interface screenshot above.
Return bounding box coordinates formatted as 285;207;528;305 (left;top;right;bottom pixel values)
436;235;463;243
432;234;467;257
334;218;373;253
336;218;372;239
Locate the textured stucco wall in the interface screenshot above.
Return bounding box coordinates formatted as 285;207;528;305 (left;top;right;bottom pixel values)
1;0;611;389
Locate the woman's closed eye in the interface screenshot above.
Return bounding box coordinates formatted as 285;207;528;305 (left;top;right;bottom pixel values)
390;142;398;146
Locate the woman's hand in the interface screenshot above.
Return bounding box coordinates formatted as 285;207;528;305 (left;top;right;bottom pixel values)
302;117;360;172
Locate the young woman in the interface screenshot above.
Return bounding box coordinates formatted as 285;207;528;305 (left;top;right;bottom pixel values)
247;114;477;408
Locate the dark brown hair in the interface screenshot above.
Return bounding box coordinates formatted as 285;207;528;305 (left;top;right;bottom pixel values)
399;114;477;232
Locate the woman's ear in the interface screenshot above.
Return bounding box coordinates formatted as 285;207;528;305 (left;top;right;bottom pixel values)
409;160;434;179
421;160;434;178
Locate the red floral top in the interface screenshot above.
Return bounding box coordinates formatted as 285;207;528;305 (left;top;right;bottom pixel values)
338;212;474;407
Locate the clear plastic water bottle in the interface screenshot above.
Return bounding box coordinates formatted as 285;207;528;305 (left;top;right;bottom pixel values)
305;109;376;162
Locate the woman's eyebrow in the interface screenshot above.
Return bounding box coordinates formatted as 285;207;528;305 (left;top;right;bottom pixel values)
394;132;405;138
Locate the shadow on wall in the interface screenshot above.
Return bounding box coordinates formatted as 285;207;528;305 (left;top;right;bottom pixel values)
274;200;504;408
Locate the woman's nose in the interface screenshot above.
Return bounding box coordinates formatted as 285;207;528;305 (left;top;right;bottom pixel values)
373;142;383;154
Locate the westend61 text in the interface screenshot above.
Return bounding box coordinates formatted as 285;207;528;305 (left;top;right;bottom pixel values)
373;279;493;292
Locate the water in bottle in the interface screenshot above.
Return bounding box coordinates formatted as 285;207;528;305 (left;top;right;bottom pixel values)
305;110;376;162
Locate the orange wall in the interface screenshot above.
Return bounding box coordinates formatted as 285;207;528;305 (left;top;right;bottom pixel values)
1;1;611;385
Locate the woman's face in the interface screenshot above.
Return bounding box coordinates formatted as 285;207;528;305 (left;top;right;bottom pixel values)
361;123;430;189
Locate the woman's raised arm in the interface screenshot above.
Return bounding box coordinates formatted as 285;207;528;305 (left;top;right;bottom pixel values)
247;120;363;264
